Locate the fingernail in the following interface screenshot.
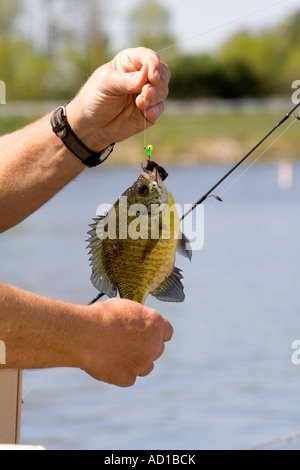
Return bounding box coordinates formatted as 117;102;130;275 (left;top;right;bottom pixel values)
149;87;157;98
154;69;160;81
149;105;158;117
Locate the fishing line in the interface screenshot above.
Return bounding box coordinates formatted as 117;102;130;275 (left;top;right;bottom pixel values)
143;0;293;163
251;430;300;450
204;117;298;214
180;102;300;221
143;112;147;150
156;0;293;55
22;369;51;401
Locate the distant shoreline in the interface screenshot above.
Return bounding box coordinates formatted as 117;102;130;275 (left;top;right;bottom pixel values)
0;96;294;118
0;97;299;165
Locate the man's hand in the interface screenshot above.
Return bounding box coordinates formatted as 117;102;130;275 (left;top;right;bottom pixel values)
0;283;173;387
0;47;170;231
79;298;173;387
67;47;171;153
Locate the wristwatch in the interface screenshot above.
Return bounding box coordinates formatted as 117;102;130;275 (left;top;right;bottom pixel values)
50;104;115;168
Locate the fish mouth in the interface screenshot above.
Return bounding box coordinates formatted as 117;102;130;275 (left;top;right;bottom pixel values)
145;167;168;204
138;161;169;206
142;166;164;190
142;160;169;182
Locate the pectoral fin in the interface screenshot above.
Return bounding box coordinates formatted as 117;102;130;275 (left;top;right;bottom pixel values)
151;267;185;303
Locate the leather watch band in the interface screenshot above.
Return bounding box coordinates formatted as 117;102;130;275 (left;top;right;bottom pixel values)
50;104;115;168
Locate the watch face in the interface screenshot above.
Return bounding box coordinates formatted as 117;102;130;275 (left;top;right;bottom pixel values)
83;144;115;168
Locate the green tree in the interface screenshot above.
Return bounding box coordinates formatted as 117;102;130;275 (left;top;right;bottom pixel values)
0;0;111;100
128;0;176;53
0;0;22;39
279;12;300;88
278;11;300;45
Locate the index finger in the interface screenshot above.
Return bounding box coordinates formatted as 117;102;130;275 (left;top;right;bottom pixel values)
163;317;173;343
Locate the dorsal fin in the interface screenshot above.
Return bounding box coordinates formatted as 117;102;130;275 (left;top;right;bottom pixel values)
87;216;118;298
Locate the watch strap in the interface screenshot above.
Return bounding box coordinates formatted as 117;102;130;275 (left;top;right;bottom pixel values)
50;104;115;168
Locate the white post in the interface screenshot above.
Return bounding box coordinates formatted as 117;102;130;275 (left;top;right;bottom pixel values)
0;370;23;444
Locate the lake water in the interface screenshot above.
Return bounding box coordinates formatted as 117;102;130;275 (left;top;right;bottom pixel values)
1;163;300;450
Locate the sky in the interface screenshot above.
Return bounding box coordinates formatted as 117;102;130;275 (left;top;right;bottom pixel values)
105;0;300;55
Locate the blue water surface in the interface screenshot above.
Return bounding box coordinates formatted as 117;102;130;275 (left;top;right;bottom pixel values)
1;163;300;450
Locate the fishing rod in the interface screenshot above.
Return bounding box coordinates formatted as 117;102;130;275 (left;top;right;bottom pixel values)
180;102;300;222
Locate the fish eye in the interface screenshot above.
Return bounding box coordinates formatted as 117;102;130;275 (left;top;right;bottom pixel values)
138;184;149;196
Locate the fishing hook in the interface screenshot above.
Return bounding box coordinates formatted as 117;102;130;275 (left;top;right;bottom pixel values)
145;144;153;160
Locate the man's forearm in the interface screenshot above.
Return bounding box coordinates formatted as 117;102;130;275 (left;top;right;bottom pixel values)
0;114;85;233
0;281;84;370
0;281;173;387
